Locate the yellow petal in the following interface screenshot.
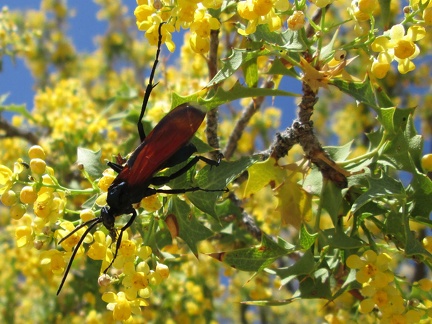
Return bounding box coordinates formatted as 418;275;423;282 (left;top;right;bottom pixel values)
371;36;392;52
407;25;426;41
390;24;405;40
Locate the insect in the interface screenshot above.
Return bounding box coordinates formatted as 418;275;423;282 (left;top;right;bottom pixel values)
57;24;224;294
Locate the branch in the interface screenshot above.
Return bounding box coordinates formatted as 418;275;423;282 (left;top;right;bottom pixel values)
0;116;39;145
295;81;348;187
260;82;348;187
223;77;274;160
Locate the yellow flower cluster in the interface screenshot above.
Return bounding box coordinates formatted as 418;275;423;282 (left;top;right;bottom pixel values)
134;0;221;53
32;79;116;162
237;0;290;35
371;24;426;78
347;250;427;322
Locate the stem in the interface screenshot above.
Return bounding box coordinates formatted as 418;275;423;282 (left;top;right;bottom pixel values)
337;131;388;167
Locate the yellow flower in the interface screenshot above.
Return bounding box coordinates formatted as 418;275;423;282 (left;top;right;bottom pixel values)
0;161;24;194
237;0;285;35
102;291;149;321
371;24;426;76
56;220;93;253
346;250;394;288
122;261;149;299
371;52;392;79
40;249;67;275
15;214;34;247
287;11;305;31
87;231;113;266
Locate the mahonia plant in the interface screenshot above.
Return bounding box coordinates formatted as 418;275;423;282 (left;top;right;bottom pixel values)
1;0;432;322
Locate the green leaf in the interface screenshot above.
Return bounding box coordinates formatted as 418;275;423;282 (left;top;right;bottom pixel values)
210;234;288;272
321;180;344;227
251;24;308;51
299;225;318;249
377;0;391;29
325;141;353;162
266;58;299;78
207;47;272;87
295;270;332;299
378;107;414;135
324;228;363;249
168;196;213;256
351;173;405;213
330;78;377;109
276;250;315;286
172;82;299;111
187;156;258;217
205;82;299;109
243;56;258;88
408;172;432;217
76;147;104;179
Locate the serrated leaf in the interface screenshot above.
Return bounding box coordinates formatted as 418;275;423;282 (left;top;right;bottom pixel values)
299;224;317;249
377;0;391;29
167;196;213;256
321;181;343;227
330;78;377;109
208;234;288;272
250;24;308;51
267;58;299;77
276;179;313;229
243;56;258;87
275;250;315;285
76;147;104;179
244;157;285;197
378;107;414;134
203;82;299;109
408;172;432;217
325;141;353;162
295;271;332;299
208;48;272;87
351;174;405;213
172;82;299;111
324;228;363;249
187;156;258;217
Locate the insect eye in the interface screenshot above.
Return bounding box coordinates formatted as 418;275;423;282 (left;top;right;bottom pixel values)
334;49;347;61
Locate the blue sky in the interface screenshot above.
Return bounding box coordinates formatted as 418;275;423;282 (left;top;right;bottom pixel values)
1;1;298;128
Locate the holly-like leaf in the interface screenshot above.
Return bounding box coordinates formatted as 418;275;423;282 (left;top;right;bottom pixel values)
331;78;378;110
378;107;414;135
299;225;318;250
251;24;308;51
244;157;285;197
207;47;273;87
275;250;315;286
351;173;405;213
187;156;258;217
203;82;299;108
208;234;289;272
76;147;103;179
167;196;213;256
275;179;313;229
408;172;432;217
171;82;299;111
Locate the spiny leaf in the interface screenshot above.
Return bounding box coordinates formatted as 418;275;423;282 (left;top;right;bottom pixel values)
208;234;289;272
188;156;258;217
244;157;285;197
167;196;213;256
275;179;313;229
76;147;103;179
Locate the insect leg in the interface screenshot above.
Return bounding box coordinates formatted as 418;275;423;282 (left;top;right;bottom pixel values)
137;23;165;142
103;209;137;274
107;161;124;173
57;217;102;295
